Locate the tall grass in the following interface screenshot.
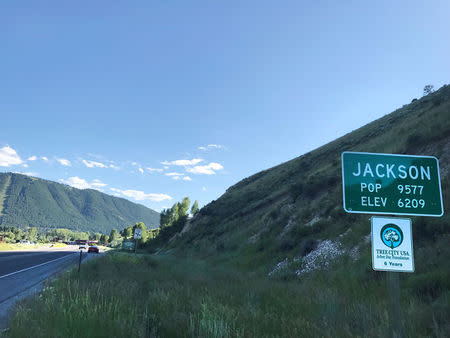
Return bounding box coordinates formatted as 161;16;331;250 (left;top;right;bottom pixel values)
0;243;45;251
4;252;448;337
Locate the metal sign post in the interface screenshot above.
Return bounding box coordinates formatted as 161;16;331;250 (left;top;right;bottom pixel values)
371;217;414;338
387;272;402;338
78;250;82;274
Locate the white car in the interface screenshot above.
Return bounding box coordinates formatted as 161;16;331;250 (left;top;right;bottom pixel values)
78;244;87;250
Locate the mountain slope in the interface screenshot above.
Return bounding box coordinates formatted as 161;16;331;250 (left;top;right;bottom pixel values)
0;173;159;234
169;85;450;271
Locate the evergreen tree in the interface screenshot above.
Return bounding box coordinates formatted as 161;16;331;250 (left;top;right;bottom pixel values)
109;229;118;243
26;227;38;241
99;234;109;245
172;204;180;222
179;197;190;218
125;226;133;239
423;84;434;96
191;200;199;216
160;209;170;228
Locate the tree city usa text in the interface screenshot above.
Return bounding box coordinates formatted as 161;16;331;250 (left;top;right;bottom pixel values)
376;249;410;260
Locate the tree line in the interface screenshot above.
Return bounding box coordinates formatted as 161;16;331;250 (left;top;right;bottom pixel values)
0;225;126;246
0;196;200;248
118;197;199;249
0;226;92;243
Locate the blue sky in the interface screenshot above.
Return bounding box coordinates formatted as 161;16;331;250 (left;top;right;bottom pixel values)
1;1;449;212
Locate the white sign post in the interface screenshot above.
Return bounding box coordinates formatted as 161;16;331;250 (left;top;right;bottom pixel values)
134;229;142;239
371;216;414;272
133;228;142;254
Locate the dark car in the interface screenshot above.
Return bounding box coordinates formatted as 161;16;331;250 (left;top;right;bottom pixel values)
88;246;99;253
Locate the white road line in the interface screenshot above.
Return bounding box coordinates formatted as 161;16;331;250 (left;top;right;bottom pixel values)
0;253;76;280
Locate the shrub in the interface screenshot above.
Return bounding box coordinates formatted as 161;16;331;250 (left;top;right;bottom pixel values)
405;132;426;149
268;207;280;220
299;239;317;256
289;183;304;202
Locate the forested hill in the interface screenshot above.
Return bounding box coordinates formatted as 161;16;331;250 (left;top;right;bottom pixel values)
167;84;450;272
0;173;159;234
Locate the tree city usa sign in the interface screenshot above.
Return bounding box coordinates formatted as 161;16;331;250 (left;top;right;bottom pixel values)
341;152;444;217
371;217;414;273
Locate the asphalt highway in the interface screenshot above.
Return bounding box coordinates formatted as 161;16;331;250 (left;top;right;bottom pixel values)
0;250;76;280
0;247;101;329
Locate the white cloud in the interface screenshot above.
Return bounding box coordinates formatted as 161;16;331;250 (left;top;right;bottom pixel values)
209;163;223;170
202;187;207;191
186;162;224;175
199;144;224;151
41;156;49;162
60;176;91;189
131;162;138;166
138;167;144;174
147;167;163;173
161;158;203;166
164;166;169;170
28;155;37;161
165;172;184;176
183;176;192;181
60;177;107;190
165;172;185;180
82;159;107;168
0;146;23;167
109;164;120;170
56;158;71;166
14;171;38;177
23;164;29;168
110;188;172;202
91;179;107;188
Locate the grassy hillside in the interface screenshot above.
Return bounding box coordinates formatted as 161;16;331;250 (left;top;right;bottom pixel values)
167;85;450;273
0;173;159;234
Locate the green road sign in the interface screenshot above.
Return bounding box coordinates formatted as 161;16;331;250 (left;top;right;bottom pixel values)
342;152;443;217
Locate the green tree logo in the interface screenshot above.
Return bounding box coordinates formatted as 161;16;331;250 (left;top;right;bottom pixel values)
380;223;403;249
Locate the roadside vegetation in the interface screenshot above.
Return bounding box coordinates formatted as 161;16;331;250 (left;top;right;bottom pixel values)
0;242;42;251
4;252;449;337
119;197;199;253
